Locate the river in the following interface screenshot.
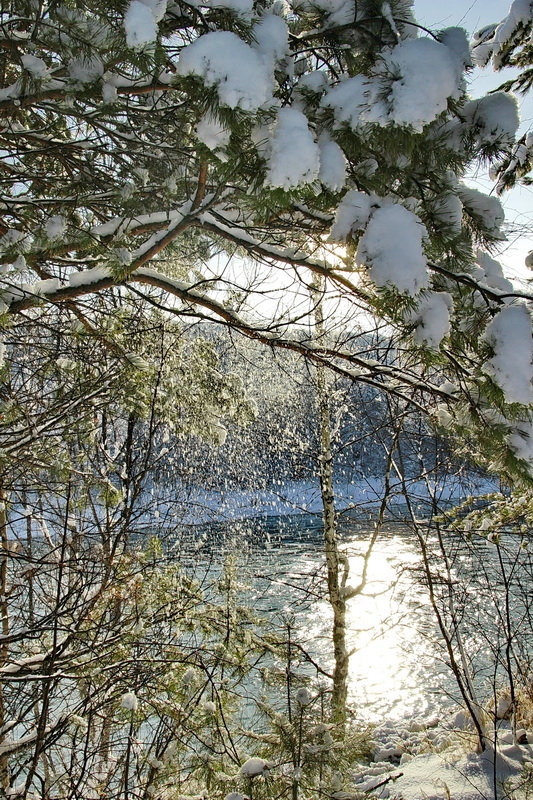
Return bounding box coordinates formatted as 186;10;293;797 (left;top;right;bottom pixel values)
178;510;533;723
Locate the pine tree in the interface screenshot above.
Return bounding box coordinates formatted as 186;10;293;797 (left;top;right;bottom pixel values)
1;1;533;786
472;0;533;192
1;0;531;486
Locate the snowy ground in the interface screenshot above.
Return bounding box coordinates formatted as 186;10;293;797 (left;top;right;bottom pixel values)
349;716;533;800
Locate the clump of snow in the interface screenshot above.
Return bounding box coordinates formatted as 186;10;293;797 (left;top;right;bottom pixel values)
321;74;370;130
295;687;313;706
11;255;27;271
176;32;273;111
182;666;196;685
380;0;399;39
462;92;520;146
472;0;533;70
252;14;289;64
124;1;157;48
0;229;33;253
21;54;50;80
471;23;499;68
54;6;114;49
70;714;88;730
320;0;357;27
372;37;462;131
508;419;533;468
474;250;514;295
435;404;454;428
458;185;505;238
69;267;111;287
356;157;378;177
0;80;22;103
318;134;347;191
102;82;118;103
251;121;274;158
120;181;135;200
297;70;328;94
432;191;463;234
120;691;139;711
492;0;532;66
134;167;149;186
266;108;320;189
114;248;132;266
44;216;65;241
124;0;167;48
330;193;429;294
496;696;513;720
30;278;61;296
323;37;461;132
296;0;356;28
329;190;375;241
357;203;429;295
240;757;270;777
438;26;472;70
408;291;453;349
483;303;533;405
196;114;231;151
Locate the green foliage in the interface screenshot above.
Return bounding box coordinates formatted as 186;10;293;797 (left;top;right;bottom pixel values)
1;1;533;793
0;0;530;487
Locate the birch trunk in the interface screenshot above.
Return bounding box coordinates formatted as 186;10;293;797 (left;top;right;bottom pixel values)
312;282;349;722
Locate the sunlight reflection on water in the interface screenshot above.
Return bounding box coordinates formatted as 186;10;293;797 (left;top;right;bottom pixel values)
241;516;452;723
296;531;446;721
344;535;443;720
198;513;528;723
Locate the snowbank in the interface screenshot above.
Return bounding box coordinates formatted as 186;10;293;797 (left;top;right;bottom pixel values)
351;717;533;799
386;745;532;800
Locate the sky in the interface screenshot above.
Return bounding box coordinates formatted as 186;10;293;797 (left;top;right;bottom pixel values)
415;0;533;281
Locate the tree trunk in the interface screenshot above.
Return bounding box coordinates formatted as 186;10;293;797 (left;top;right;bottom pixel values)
318;379;349;719
312;282;349;723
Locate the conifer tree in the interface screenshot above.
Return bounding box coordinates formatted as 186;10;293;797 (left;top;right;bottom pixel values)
472;0;533;191
1;0;531;485
1;1;533;788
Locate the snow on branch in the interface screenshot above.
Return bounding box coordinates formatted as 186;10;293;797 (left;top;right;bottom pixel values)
483;303;533;406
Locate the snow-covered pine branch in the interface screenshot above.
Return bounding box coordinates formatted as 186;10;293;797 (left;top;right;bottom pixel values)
0;0;532;483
